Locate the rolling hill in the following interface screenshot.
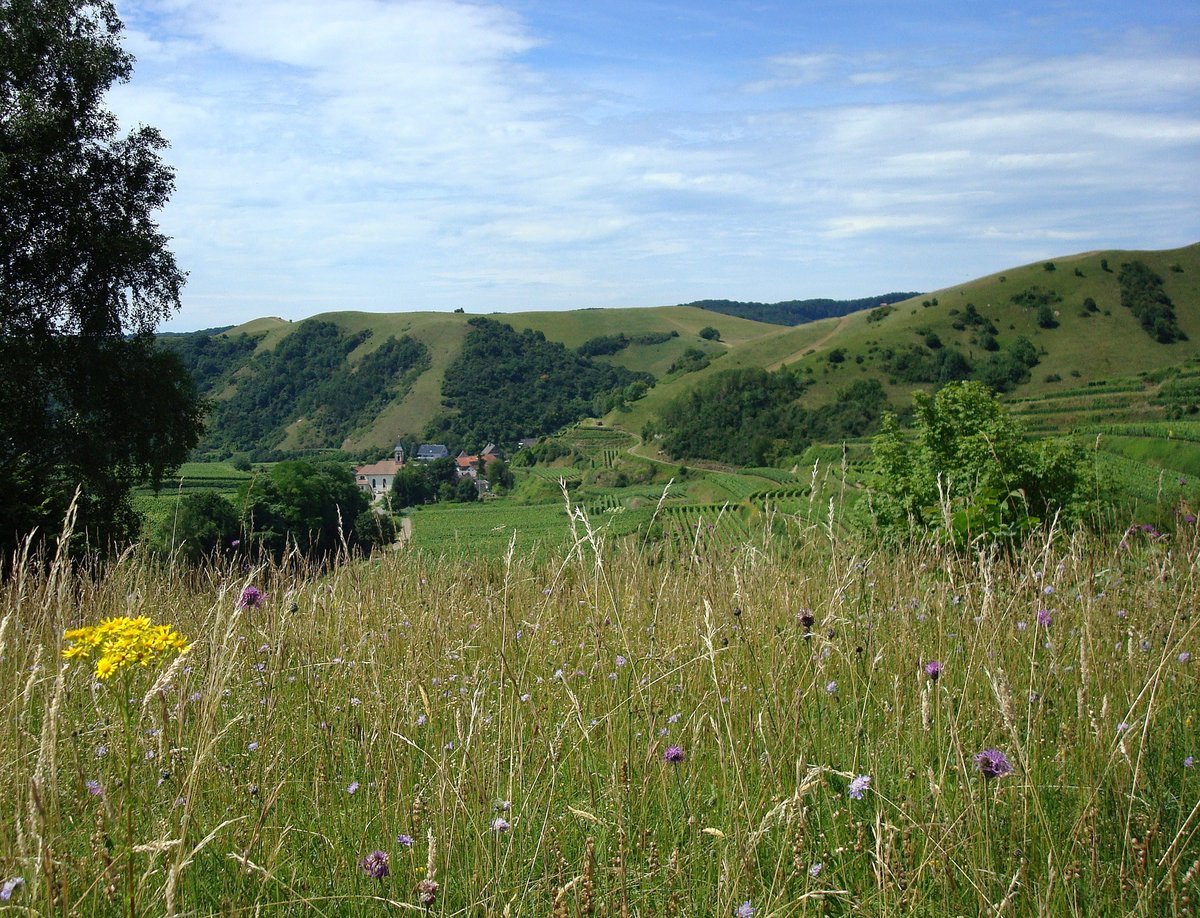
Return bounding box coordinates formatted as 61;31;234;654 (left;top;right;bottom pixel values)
165;243;1200;460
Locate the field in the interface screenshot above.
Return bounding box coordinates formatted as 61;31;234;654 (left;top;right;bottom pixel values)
2;513;1197;916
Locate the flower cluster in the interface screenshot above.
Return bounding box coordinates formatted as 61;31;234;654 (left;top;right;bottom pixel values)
359;850;389;880
63;616;190;681
974;747;1013;780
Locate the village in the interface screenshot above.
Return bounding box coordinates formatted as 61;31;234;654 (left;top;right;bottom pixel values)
353;439;537;501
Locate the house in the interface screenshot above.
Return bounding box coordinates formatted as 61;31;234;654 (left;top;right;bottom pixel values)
517;437;539;450
455;451;479;479
415;443;450;462
354;442;405;499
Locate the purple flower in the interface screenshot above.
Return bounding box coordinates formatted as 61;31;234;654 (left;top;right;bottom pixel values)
237;586;266;610
0;877;23;901
825;680;838;695
85;779;103;796
1185;756;1195;768
490;817;511;833
1037;608;1053;628
1180;652;1192;663
809;862;823;877
973;748;1013;780
735;902;755;918
848;774;872;799
230;539;241;548
347;781;360;795
924;660;942;681
664;744;686;764
359;850;389;880
615;655;627;667
396;834;415;847
247;742;259;752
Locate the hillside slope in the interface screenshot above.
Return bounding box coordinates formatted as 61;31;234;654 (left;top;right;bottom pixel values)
174;243;1199;458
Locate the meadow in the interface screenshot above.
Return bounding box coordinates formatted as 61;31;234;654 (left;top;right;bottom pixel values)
1;503;1197;916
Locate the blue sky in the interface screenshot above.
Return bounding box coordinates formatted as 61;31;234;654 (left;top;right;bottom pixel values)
109;1;1200;331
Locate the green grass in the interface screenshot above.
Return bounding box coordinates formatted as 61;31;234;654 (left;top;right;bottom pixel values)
4;516;1198;916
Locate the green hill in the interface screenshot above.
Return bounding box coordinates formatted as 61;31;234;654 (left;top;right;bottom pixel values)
167;243;1200;460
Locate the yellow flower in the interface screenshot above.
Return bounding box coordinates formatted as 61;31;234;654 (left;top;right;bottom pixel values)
62;616;190;681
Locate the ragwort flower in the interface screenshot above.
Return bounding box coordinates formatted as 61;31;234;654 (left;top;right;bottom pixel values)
63;616;190;681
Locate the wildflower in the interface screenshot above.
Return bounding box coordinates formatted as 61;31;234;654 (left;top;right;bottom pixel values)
1181;652;1192;663
416;878;439;906
735;902;755;918
347;781;360;794
1185;756;1194;768
96;744;108;758
490;817;511;833
924;660;942;681
615;655;627;667
848;774;872;799
85;779;103;796
520;692;531;702
1037;608;1053;628
359;850;389;880
0;877;23;901
825;680;837;695
973;748;1013;780
1117;721;1129;734
230;539;241;548
664;744;686;764
396;834;415;847
248;742;259;752
809;862;823;878
237;586;266;609
668;712;681;724
62;616;190;681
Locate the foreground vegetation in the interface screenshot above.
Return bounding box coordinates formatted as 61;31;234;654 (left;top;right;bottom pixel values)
2;507;1197;916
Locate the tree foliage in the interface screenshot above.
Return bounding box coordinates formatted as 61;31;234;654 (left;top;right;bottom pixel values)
191;321;429;455
1;0;203;554
654;369;887;466
429;317;648;446
237;460;370;558
866;381;1093;545
1119;260;1185;343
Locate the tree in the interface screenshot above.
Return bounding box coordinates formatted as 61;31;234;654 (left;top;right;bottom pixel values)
151;491;240;563
1;0;202;556
238;461;369;558
698;326;721;341
866;381;1093;545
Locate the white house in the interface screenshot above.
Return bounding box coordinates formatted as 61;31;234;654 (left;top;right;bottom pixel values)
355;443;405;499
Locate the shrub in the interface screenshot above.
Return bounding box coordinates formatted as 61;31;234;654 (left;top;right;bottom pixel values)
865;381;1093;545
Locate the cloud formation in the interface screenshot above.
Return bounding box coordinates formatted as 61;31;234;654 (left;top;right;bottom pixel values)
108;1;1200;329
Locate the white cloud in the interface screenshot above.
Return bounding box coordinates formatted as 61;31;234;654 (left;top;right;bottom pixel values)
103;2;1200;327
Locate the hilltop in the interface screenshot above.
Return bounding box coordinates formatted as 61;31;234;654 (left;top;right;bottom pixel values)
163;243;1200;461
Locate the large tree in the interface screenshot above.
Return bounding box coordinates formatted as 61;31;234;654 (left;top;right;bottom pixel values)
1;0;202;556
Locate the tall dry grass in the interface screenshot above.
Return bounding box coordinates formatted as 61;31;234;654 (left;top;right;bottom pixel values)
0;506;1197;916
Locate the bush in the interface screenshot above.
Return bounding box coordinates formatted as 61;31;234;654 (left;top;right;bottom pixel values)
865;381;1093;546
698;326;721;341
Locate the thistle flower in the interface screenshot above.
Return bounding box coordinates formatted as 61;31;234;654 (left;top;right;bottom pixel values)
973;748;1013;780
237;586;266;609
360;850;389;880
62;616;190;681
924;660;942;681
848;774;872;799
663;744;686;764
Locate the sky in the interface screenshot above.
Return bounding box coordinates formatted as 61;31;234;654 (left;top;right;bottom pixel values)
107;0;1200;331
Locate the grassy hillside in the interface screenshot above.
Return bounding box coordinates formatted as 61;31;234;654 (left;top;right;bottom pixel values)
197;244;1198;460
615;243;1200;455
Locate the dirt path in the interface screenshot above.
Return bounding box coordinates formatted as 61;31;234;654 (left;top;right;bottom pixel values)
392;515;412;550
766;313;852;371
